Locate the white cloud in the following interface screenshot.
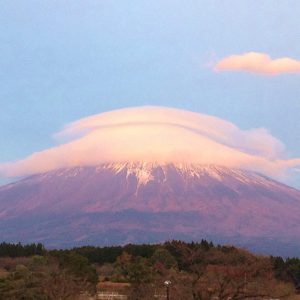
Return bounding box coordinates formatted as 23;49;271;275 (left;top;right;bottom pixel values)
215;52;300;75
1;106;299;179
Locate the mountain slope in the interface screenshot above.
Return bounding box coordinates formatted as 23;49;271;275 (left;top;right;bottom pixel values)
1;162;300;255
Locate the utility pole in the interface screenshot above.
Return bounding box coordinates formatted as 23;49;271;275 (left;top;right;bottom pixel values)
164;280;171;300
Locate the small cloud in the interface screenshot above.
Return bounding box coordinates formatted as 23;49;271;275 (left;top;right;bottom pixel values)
214;52;300;75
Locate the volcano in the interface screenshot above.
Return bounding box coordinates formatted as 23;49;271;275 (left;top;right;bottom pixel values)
1;106;300;255
1;162;300;256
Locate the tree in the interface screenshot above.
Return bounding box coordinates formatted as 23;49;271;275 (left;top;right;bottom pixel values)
115;253;155;300
151;248;177;270
0;253;98;300
58;251;98;289
0;264;47;299
173;259;295;300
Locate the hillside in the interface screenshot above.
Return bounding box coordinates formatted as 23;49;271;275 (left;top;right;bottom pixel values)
1;163;300;256
3;162;300;213
0;241;299;299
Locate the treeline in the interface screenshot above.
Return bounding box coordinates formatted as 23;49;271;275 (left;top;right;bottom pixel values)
0;248;97;299
50;239;214;265
0;240;300;299
0;242;45;257
272;256;300;291
2;240;300;289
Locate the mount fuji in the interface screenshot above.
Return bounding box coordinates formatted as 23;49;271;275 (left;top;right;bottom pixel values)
1;162;300;256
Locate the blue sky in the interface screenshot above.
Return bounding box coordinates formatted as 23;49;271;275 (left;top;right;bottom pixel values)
1;1;300;186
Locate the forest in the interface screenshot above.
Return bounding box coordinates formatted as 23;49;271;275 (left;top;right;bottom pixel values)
0;240;299;299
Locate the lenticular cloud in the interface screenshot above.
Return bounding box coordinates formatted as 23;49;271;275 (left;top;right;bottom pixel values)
1;106;300;178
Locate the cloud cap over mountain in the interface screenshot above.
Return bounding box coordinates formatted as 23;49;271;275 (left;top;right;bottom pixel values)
1;106;299;179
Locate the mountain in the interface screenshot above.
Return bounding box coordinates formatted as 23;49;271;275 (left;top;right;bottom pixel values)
1;162;300;256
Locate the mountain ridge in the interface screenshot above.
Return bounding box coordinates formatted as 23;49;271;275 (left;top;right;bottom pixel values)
1;162;300;256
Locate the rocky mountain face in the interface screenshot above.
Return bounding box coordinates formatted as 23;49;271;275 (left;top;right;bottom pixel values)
1;162;300;256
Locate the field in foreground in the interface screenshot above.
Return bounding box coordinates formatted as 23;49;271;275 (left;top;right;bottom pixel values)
0;240;299;299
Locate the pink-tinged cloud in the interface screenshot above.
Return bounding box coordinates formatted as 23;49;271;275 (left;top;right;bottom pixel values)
215;52;300;75
0;106;300;179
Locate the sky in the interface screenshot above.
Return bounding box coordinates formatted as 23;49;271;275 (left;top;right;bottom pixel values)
1;1;300;187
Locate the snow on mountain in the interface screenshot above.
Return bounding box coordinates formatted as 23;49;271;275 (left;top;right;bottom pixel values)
1;162;300;256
